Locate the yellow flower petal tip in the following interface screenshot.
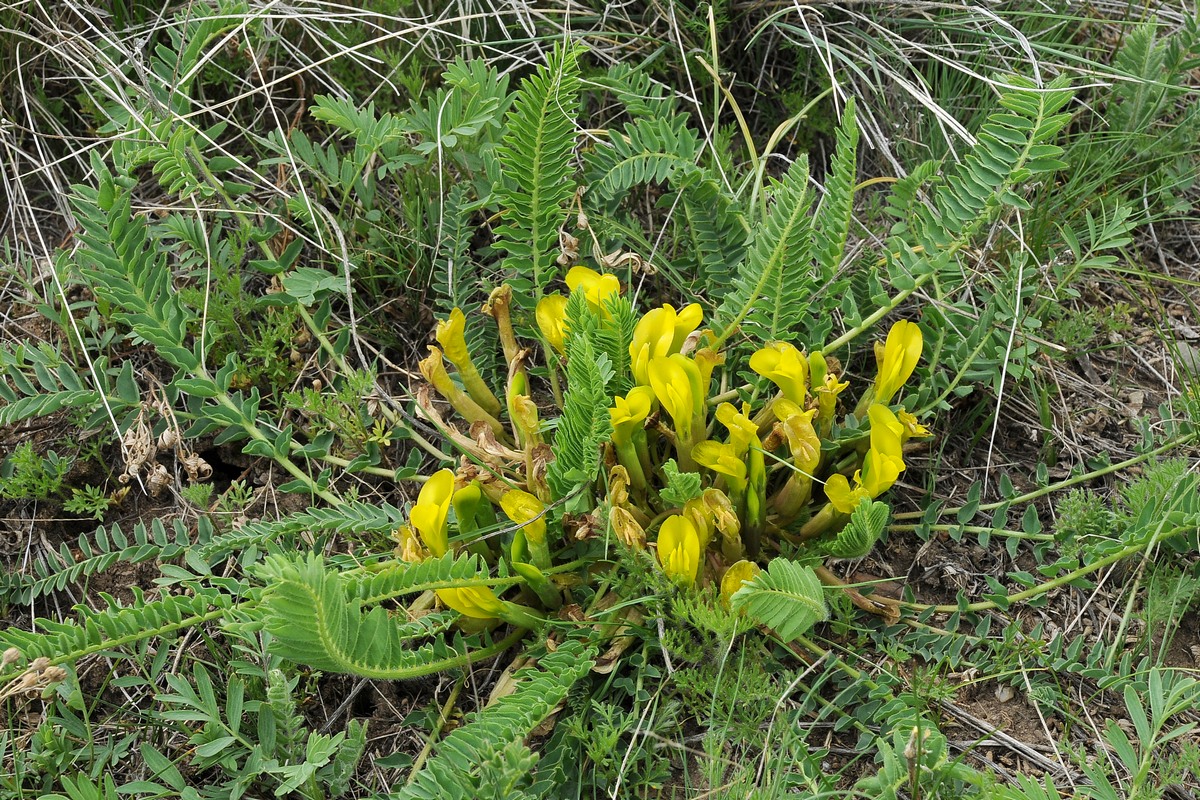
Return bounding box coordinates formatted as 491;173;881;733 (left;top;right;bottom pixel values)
535;294;568;355
630;303;704;384
500;489;547;545
657;515;701;587
648;354;703;441
874;320;923;405
692;441;748;485
410;469;455;556
750;341;808;406
437;586;505;619
610;386;655;445
720;560;761;606
565;266;621;313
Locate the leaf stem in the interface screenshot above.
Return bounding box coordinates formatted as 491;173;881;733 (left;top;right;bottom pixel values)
891;433;1196;522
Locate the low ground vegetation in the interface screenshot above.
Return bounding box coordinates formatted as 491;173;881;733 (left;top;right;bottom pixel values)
1;2;1199;797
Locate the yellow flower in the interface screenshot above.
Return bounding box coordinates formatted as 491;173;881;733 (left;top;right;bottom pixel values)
610;505;646;550
657;515;701;587
898;409;930;442
774;400;821;476
565;266;621;313
609;386;654;446
409;469;455;556
873;320;923;405
502;489;551;570
419;346;507;440
813;365;849;438
393;524;425;563
692;441;747;488
825;405;906;513
682;497;714;549
629;303;703;384
750;341;808;406
699;488;743;562
716;402;758;454
436;309;503;419
824;472;868;515
437;586;506;619
863;405;905;494
500;489;547;546
535;294;568;355
701;488;741;539
868;405;904;463
692;346;724;398
648;354;703;444
720;560;761;607
434;308;471;369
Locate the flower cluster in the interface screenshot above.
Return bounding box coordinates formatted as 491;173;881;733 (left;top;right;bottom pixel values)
406;267;927;620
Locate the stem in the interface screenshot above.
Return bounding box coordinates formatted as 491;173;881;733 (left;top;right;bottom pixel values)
213;391;341;505
891;526;1188;614
888;523;1053;542
891;433;1196;521
408;676;465;784
824;272;935;355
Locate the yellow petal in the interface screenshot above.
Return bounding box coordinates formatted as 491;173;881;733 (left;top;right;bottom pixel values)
874;320;923;404
898;409;930;442
750;341;808;405
434;308;470;365
410;469;454;556
778;407;821;474
609;385;655;444
701;489;741;537
610;505;646;550
535;294;568;355
630;306;677;384
867;404;905;464
565;266;621;313
500;489;547;545
671;303;704;351
861;449;903;497
657;515;701;586
825;472;866;514
716;402;758;455
692;441;747;484
437;586;505;619
648;355;699;437
720;560;761;606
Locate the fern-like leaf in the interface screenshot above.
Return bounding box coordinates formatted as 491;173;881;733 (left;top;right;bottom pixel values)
680;175;748;300
545;293;614;510
586;115;702;204
493;42;583;310
2;517;213;603
824;499;889;559
391;638;596;800
0;588;233;666
196;501;407;562
730;558;827;642
812;99;859;283
70;160;199;370
714;157;814;347
893;77;1074;282
257;552;522;679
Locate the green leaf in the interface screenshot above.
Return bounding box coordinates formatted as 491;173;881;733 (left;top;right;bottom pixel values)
824;499;888;559
731;558;827;642
257;552;519;679
281;268;346;305
546;293;614;510
659;459;702;507
715;157;813;346
492;42;583;307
